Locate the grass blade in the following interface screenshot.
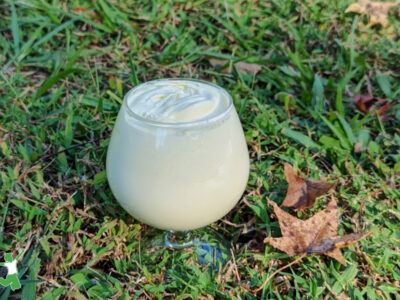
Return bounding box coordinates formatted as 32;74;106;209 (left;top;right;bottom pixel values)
11;2;20;52
376;72;392;98
282;128;320;149
64;107;74;147
21;252;40;300
35;68;79;99
336;113;356;145
128;53;140;86
320;115;351;149
312;74;324;114
335;86;344;116
35;19;75;46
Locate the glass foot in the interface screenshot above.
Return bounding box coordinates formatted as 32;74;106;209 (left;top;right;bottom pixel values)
195;242;224;266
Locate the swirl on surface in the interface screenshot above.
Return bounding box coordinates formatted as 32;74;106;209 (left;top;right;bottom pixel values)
127;80;229;123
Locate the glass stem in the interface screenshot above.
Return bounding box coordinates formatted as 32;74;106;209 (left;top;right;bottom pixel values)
164;230;197;249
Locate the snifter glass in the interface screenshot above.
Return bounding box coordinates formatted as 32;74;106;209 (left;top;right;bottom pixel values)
106;78;249;257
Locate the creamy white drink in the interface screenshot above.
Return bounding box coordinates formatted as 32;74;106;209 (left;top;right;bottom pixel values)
106;79;249;231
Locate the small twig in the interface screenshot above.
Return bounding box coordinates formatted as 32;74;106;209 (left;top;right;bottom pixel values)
32;137;103;166
365;74;373;97
241;254;306;294
255;254;306;293
230;248;241;283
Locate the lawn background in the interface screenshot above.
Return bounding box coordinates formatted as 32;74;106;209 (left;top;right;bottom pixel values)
0;0;400;299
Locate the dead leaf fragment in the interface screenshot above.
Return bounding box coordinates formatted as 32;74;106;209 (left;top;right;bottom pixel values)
351;94;391;117
306;231;375;254
72;7;101;24
264;195;374;266
281;163;335;210
72;7;89;13
345;0;398;28
209;58;262;75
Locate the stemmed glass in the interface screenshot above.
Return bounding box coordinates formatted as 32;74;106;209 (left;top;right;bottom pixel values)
106;78;249;263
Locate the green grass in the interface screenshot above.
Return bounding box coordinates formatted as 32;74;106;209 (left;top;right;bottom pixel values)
1;0;400;298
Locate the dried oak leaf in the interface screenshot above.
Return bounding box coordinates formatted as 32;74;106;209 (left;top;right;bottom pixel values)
264;196;374;265
345;0;398;28
209;58;262;75
281;163;335;211
351;94;391;117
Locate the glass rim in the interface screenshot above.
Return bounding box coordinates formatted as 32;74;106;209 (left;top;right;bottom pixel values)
123;78;233;129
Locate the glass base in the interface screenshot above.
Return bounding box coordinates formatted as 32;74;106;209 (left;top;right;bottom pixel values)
164;229;229;268
164;230;198;248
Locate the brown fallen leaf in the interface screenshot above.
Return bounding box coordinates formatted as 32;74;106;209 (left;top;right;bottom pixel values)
351;94;391;117
265;195;374;266
281;163;335;211
345;0;398;28
246;195;375;294
209;58;262;75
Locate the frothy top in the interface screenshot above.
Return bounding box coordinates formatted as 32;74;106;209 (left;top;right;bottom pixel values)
126;79;230;124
